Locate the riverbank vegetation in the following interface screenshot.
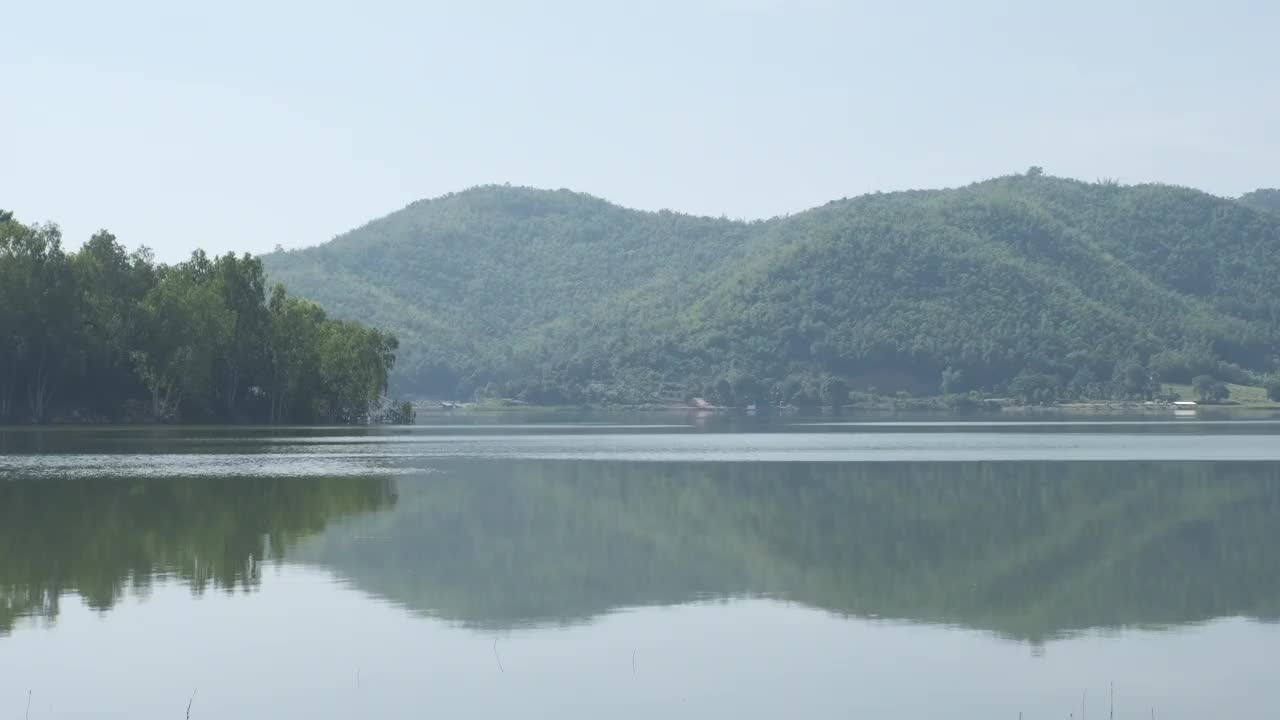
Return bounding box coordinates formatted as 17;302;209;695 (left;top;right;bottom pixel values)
1;210;399;424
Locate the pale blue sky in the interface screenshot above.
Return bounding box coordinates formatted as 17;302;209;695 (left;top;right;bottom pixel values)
3;0;1277;260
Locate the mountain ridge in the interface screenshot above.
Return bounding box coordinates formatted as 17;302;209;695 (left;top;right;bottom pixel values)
263;173;1280;402
1239;188;1280;215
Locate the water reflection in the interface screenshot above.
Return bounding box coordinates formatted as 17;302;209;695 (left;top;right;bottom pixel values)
0;475;395;634
5;460;1280;645
296;461;1280;641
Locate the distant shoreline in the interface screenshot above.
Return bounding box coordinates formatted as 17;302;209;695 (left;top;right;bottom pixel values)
4;397;1275;427
413;397;1280;415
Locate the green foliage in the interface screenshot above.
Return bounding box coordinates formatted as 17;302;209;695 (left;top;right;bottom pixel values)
317;319;400;422
1192;375;1230;403
1267;380;1280;402
940;366;965;395
259;176;1280;403
132;256;234;419
1112;360;1161;400
729;371;763;409
382;399;417;424
1009;371;1063;405
0;211;399;423
821;377;849;409
1239;188;1280;215
780;375;823;408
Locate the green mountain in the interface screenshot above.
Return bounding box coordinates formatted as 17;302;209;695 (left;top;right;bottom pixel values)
263;173;1280;402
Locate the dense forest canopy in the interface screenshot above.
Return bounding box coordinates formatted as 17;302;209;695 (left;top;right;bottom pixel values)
0;210;400;424
264;173;1280;404
1239;188;1280;215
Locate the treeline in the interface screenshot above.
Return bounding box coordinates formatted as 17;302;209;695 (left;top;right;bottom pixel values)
483;357;1263;410
1239;188;1280;215
0;210;402;424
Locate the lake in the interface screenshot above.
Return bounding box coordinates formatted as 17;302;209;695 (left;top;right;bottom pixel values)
3;411;1280;719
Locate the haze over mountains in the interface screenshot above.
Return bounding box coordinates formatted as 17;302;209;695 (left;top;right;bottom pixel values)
263;172;1280;402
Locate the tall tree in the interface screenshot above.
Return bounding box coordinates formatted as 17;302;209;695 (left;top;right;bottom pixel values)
265;285;325;423
0;211;19;419
212;253;269;418
132;259;233;420
318;321;397;423
0;218;77;421
822;377;849;410
71;231;157;413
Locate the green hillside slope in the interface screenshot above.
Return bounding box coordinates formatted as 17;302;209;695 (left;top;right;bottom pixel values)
263;173;1280;402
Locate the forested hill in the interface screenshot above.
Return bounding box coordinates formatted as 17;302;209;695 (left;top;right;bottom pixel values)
262;172;1280;404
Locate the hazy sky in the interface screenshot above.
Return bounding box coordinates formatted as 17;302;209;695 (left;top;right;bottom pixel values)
3;0;1277;260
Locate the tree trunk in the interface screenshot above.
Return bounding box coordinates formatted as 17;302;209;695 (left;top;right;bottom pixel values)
224;362;240;416
27;364;51;423
0;359;13;420
150;382;180;422
269;374;288;423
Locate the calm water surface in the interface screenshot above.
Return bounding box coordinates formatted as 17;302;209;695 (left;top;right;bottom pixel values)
3;411;1280;718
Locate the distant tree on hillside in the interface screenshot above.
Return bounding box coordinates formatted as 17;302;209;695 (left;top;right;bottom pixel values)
730;372;763;409
822;378;849;411
1115;360;1160;400
1009;372;1062;405
941;366;965;395
1239;189;1280;215
713;377;733;407
1192;375;1229;403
